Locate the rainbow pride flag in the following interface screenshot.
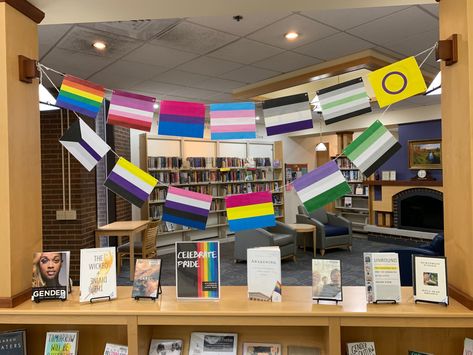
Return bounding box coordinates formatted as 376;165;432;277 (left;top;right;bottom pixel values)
210;102;257;140
108;90;155;132
158;100;205;138
226;191;276;232
56;75;105;119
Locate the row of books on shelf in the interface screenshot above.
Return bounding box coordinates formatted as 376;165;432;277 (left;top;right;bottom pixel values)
347;183;368;195
148;156;182;169
149;169;275;185
334;157;357;169
341;170;365;182
147;156;274;170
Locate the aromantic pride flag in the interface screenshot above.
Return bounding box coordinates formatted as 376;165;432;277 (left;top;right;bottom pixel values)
317;77;372;125
108;90;156;132
59;118;110;171
104;157;157;208
368;56;427;108
226;191;275;232
162;186;213;230
56;75;105;119
293;161;351;213
158;100;206;138
343;120;401;177
210;102;257;140
263;93;313;136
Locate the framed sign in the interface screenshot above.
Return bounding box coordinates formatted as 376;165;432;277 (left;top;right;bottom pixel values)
285;163;308;191
408;139;442;170
413;255;448;306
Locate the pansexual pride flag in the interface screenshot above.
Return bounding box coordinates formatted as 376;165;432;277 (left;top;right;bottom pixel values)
108;90;155;132
210;102;257;140
56;75;104;119
104;157;157;208
226;191;275;232
158;100;205;138
293;161;351;213
343;120;401;177
162;186;212;230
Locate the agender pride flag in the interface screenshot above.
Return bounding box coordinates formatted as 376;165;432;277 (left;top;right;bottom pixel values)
343;120;401;177
368;56;427;108
108;90;155;132
293;161;351;213
226;191;275;232
210;102;257;140
162;186;212;230
158;100;206;138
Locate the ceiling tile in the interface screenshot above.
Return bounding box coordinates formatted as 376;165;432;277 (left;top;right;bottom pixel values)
150;21;237;54
208;38;284;64
176;56;242;76
252;51;322;73
39;24;72;59
247;14;338;50
151;70;212;87
187;12;291;36
294;32;373;60
192;78;244;92
301;6;408;31
219;66;280;83
122;44;199;67
206;92;238;103
347;7;438;46
383;29;438;58
173;86;220;100
131;81;187;95
420;4;438;18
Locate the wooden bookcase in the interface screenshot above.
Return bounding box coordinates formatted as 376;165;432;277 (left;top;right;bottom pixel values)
140;135;284;251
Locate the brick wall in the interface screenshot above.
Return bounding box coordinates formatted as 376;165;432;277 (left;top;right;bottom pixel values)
113;126;132;221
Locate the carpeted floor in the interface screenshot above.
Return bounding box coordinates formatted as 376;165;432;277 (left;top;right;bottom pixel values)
118;236;402;287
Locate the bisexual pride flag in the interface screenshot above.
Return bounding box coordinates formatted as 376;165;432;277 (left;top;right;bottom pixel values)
226;191;275;232
162;186;212;230
158;100;205;138
108;90;155;132
293;161;351;213
104;157;157;208
210;102;257;140
56;75;104;119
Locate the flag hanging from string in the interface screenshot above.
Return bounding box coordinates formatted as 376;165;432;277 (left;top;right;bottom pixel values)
317;77;372;125
226;191;275;232
56;75;105;119
368;56;427;108
293;161;351;213
263;93;313;136
107;90;155;132
343;120;401;177
158;100;206;138
59;118;110;171
210;102;257;140
162;186;213;230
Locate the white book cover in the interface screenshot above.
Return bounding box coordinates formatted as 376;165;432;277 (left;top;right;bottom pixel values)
413;256;448;305
243;343;281;355
464;338;473;355
363;253;401;303
149;339;183;355
247;247;281;302
312;259;342;301
189;332;237;355
44;331;79;355
346;342;376;355
80;247;117;303
104;343;128;355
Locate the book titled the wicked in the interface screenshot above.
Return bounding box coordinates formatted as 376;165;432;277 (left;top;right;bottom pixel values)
32;251;70;302
132;259;162;299
0;330;26;355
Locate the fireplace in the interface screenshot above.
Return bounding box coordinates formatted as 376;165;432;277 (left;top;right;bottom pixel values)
392;188;443;233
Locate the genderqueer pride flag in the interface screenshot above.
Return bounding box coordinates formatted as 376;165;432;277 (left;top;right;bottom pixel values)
158;100;205;138
293;161;351;213
108;90;155;132
317;77;372;125
56;75;104;119
104;157;157;208
343;120;401;177
59;118;110;171
226;191;275;232
162;186;212;230
263;93;313;136
210;102;257;140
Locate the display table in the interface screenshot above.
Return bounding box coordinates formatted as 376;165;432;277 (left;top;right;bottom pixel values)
287;223;316;256
0;286;472;354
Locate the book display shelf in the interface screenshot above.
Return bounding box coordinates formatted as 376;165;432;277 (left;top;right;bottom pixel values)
139;135;285;250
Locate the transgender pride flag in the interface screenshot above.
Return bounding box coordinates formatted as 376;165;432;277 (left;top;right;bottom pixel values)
210;102;257;140
108;90;155;132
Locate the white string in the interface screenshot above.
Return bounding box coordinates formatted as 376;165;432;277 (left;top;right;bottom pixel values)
418;43;437;68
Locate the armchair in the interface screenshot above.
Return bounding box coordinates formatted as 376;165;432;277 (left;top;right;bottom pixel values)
234;221;297;262
296;206;352;256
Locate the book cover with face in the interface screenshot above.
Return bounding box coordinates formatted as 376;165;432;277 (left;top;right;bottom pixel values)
132;259;162;298
32;251;70;301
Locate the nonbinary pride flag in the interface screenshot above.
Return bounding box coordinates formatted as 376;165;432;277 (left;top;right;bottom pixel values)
108;90;155;132
158;100;205;138
263;93;313;136
60;118;110;171
343;120;401;177
104;157;158;208
318;77;372;125
293;161;351;213
210;102;257;140
56;75;104;119
162;186;212;230
368;56;427;108
226;191;275;232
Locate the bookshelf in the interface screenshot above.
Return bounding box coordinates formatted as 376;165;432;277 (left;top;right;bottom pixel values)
140;135;284;250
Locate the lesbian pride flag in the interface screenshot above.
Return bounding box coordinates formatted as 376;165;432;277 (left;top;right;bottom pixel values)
108;90;155;132
226;191;275;232
158;100;205;138
210;102;257;140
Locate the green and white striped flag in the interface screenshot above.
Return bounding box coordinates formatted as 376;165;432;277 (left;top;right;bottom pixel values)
343;120;401;177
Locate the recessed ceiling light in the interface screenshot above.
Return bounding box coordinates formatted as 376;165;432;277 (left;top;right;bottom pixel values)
285;31;299;40
256;116;260;121
93;41;106;50
153;103;159;109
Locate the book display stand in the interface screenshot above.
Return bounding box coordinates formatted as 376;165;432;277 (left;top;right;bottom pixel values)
134;285;162;301
315;298;339;305
414;298;449;306
373;300;397;304
89;295;112;303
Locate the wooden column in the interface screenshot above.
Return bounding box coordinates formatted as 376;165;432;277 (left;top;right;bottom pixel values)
0;0;44;307
440;0;473;308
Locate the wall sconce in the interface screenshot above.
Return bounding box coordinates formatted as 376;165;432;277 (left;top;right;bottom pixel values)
19;55;39;83
436;34;458;66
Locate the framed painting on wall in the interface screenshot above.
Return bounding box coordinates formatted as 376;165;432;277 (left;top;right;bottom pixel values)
285;163;308;191
408;139;442;169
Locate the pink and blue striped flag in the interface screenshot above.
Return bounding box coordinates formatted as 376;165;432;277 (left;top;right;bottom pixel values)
158;100;205;138
210;102;257;140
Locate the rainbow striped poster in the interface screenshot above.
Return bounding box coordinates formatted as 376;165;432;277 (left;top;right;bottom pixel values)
175;241;220;299
226;191;276;232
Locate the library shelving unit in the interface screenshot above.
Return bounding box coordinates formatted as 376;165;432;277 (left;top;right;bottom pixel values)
1;286;473;355
333;156;370;232
140;135;284;251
